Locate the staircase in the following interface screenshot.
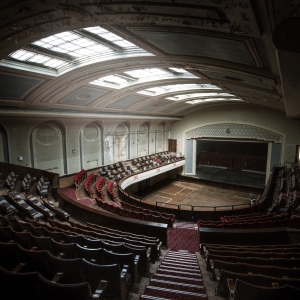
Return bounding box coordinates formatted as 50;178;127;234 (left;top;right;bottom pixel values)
140;250;208;300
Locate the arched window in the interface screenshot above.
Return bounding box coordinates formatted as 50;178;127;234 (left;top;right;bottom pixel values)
31;122;66;175
0;124;9;163
80;122;103;169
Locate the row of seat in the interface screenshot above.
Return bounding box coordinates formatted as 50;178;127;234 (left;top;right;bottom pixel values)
84;173;97;198
107;180;118;200
74;169;87;188
200;216;300;229
5;171;18;191
0;225;139;284
22;173;32;194
96;198;175;227
37;175;50;198
0;241;124;300
228;278;300;300
202;241;300;298
95;176;106;200
121;201;175;226
45;218;161;262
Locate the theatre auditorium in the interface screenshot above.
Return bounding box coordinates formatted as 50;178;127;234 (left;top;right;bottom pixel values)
0;1;300;299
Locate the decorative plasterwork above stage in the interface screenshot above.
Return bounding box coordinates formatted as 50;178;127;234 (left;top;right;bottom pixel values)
185;123;282;143
120;159;186;190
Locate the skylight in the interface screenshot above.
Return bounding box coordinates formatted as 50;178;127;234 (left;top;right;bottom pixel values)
84;26;136;49
168;68;188;73
32;31;111;58
2;26;152;76
125;68;170;78
90;68;198;89
167;92;233;101
9;49;68;69
186;98;243;104
138;84;221;96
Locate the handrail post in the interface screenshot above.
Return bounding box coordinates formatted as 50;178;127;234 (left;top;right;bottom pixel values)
156;201;158;211
178;204;180;219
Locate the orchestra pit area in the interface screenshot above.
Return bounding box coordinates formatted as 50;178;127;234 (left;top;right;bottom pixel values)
0;157;300;300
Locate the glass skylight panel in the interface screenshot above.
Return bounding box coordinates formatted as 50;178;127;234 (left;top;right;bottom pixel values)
138;84;221;96
84;26;136;48
168;68;188;73
186;98;243;104
103;75;128;85
32;31;112;58
9;49;68;69
4;25;153;75
124;68;170;78
167;92;233;101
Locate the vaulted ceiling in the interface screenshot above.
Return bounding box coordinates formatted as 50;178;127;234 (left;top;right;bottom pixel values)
0;0;299;120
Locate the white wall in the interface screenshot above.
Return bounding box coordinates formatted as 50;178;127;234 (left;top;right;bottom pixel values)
0;116;167;175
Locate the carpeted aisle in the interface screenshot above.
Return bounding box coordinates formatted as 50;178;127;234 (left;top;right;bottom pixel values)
167;224;199;253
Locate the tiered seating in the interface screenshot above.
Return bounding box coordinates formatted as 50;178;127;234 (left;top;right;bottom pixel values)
5;171;18;191
24;195;55;219
198;212;300;229
107;180;118;201
5;191;44;220
84;173;97;198
22;173;32;194
96;199;175;227
74;169;87;188
228;278;300;300
42;199;70;221
157;152;178;164
141;250;207;300
201;242;300;298
37;176;50;198
95;176;106;200
0;241;110;300
0;215;163;299
0;196;18;216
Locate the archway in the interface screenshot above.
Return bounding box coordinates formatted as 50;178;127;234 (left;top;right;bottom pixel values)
80;122;103;169
30;121;66;175
0;124;9;163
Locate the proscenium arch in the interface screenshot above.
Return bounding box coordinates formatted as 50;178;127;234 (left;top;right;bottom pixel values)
184;122;284;178
0;123;9;163
80;122;104;170
30;121;67;175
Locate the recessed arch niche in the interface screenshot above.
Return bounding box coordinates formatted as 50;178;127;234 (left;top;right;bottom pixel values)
80;122;103;169
30;121;66;175
0;124;9;163
114;123;129;162
155;123;165;153
137;123;149;156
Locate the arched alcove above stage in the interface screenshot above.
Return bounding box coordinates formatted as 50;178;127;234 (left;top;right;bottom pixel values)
186;123;282;143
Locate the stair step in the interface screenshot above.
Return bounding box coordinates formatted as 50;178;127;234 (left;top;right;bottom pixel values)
167;251;196;257
159;265;201;274
153;273;203;286
157;268;202;279
140;295;172;300
145;286;207;300
161;261;199;269
149;279;206;293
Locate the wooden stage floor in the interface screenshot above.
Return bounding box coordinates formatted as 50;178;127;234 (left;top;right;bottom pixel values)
137;179;260;211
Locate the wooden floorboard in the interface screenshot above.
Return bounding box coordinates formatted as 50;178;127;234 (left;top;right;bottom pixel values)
138;179;260;209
